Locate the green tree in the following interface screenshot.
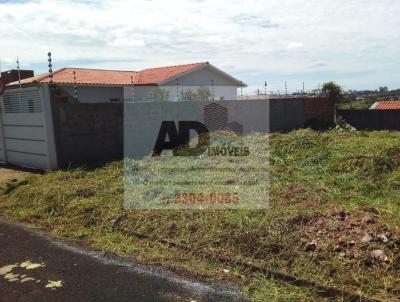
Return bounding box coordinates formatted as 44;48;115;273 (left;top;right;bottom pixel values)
321;81;343;103
180;87;213;101
146;87;170;101
196;87;212;101
379;86;389;93
180;89;197;101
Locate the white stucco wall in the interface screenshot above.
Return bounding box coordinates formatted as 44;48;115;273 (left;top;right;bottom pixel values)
123;86;157;101
123;85;238;102
163;85;237;101
62;85;124;103
161;65;239;101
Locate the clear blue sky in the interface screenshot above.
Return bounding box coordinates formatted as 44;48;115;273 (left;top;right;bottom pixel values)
1;0;399;94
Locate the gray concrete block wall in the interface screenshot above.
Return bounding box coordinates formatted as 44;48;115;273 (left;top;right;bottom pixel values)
269;99;305;131
51;98;333;168
338;110;400;130
52;101;123;168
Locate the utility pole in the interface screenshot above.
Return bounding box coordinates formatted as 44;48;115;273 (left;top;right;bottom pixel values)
285;81;288;95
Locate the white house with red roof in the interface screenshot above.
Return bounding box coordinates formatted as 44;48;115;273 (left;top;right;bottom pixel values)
6;62;245;102
0;62;245;170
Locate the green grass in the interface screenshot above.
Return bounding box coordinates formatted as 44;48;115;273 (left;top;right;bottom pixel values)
244;276;333;302
1;129;400;301
124;133;269;209
336;100;375;110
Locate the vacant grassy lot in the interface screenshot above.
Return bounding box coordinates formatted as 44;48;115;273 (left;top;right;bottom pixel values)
1;129;400;301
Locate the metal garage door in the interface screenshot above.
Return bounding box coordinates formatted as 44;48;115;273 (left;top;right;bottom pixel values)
0;87;50;170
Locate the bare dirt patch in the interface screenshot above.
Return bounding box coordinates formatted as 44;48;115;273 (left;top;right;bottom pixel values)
273;184;325;208
292;210;400;266
388;147;400;167
0;167;32;185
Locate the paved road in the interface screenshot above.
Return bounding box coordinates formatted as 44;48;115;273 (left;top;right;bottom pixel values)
0;220;245;302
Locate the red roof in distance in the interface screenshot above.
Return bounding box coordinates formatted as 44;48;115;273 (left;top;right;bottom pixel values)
371;101;400;110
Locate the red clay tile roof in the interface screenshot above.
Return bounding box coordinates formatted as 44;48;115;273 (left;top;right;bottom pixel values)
7;62;208;87
136;62;207;85
371;101;400;110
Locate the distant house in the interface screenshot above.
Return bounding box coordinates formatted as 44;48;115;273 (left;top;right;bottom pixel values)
370;101;400;110
1;69;34;85
6;62;245;102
